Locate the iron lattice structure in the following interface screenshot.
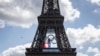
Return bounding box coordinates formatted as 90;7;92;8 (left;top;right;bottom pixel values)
26;0;76;56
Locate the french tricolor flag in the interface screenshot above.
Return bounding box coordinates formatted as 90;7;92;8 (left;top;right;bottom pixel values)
42;41;50;48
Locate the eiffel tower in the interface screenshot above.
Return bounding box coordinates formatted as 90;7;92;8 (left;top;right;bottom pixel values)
26;0;76;56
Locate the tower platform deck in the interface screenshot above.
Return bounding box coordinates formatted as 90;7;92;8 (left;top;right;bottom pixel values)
26;48;76;56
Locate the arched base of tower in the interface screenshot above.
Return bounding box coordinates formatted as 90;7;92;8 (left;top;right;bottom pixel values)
25;48;76;56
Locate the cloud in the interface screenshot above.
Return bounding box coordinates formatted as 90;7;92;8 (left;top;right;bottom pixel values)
61;0;80;22
87;0;100;6
93;8;100;14
0;0;41;28
77;53;88;56
0;6;35;28
95;52;100;56
79;46;84;50
87;47;100;56
87;47;99;53
0;0;13;3
1;43;31;56
87;0;100;15
67;24;100;45
0;19;5;28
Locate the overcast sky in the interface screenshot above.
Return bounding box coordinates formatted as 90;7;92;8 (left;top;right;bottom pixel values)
0;0;100;56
